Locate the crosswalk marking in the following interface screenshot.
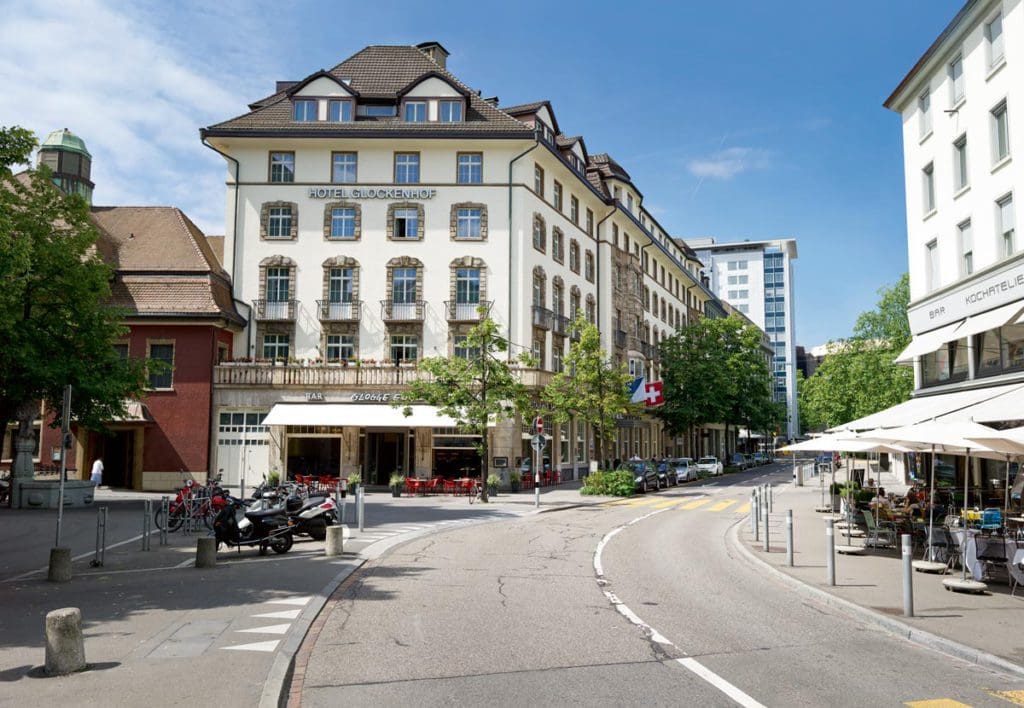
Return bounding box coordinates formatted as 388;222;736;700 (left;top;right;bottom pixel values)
681;498;712;510
653;499;683;509
989;690;1024;705
252;608;302;620
266;596;311;606
237;623;291;635
904;700;972;707
224;639;280;653
708;499;737;512
735;503;751;514
623;498;666;508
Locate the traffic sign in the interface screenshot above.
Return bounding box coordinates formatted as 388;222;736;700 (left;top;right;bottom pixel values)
531;434;546;451
533;417;544;435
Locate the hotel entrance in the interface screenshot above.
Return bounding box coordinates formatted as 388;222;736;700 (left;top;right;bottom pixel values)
286;436;341;478
364;430;412;485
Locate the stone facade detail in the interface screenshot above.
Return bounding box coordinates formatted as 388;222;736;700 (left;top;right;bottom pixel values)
449;202;488;241
448;256;487;304
321;256;360;303
321;201;362;241
259;201;298;241
386;202;425;241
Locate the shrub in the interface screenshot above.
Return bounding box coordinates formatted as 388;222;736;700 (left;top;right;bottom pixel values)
389;473;405;488
267;470;281;486
348;472;362;487
581;469;635;497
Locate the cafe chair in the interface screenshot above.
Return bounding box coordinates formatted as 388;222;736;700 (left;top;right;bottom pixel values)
921;526;950;564
862;511;896;548
974;535;1008;582
942;528;963;572
1011;560;1024;598
979;508;1003;533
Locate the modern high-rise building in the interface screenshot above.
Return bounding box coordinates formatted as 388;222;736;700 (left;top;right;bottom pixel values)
687;238;799;439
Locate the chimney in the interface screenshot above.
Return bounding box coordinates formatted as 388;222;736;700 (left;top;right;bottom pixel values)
416;41;450;70
276;81;298;93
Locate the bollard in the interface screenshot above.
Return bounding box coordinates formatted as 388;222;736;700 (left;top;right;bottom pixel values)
91;507;108;567
786;510;794;567
768;483;773;513
195;537;217;568
142;500;152;551
754;489;760;542
763;503;770;552
325;525;344;556
902;534;914;617
48;547;72;583
45;607;86;675
240;474;245;502
749;491;757;535
357;487;365;533
159;497;169;546
826;518;836;586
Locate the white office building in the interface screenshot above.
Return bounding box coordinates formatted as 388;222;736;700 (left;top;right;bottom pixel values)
688;238;800;439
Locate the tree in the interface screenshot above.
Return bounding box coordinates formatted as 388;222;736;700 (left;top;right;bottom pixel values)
397;312;531;502
721;317;776;451
540;314;636;467
0;125;147;501
799;275;913;431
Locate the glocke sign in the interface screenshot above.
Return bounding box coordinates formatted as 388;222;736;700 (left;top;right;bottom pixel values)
909;258;1024;332
308;187;437;200
350;392;398;402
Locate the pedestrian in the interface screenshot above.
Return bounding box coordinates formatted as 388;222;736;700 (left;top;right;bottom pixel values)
90;457;104;487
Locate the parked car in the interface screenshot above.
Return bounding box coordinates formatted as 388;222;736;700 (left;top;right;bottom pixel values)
729;453;751;470
655;460;678;488
753;452;770;466
744;454;756;468
695;456;723;476
672;458;696;482
628;459;659;493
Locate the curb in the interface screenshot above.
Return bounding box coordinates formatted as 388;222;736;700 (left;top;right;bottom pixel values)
725;515;1024;681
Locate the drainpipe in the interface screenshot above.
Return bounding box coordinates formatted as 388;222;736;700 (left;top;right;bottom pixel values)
594;205;617;342
202;138;247;345
507;138;540;346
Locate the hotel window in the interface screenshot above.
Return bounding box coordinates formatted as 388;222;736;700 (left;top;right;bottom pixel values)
552;228;564;263
329;207;357;239
267;206;293;239
953;135;968;192
569;289;580;320
586;208;594;236
626;194;634;212
992;101;1010;162
532;271;545;307
269;152;294;183
439;100;463;122
404;101;427;122
986;12;1004;67
958;219;973;276
569;239;579;273
925;239;939;291
532;338;544;369
978;324;1024;376
456;208;482;240
328;100;352;122
392;268;418;305
292;99;317;122
922;163;935;214
570;195;579;224
999;194;1015;257
147;342;174;389
552;280;563;315
457;153;482;184
262;334;290;361
266;267;290;304
390;335;418;362
392;208;420;240
394;153;420;183
553;181;563;211
584;251;595;282
455;268;481;306
328;268;354;304
552;344;563;373
949;55;964;106
533;215;546;253
361;104;397;117
326;334;356;362
331;152;357;183
534;164;544;197
113;342;129;359
586;296;595;324
613;186;621;202
917;89;933;137
922;337;969;387
453;335;480;360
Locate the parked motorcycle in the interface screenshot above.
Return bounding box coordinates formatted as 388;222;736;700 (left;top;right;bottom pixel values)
212;495;293;555
284;493;338;541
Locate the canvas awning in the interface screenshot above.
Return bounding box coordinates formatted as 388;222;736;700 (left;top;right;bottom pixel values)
261;404;461;428
953;301;1024;340
894;320;965;363
109;400;154;424
829;383;1024;432
935;382;1024;424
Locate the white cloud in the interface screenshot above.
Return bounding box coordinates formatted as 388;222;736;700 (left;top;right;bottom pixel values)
687;147;772;180
0;0;281;232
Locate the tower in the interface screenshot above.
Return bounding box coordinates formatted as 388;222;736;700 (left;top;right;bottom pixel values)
36;128;94;204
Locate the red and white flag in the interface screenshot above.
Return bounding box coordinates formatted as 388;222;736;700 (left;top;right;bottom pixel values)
643;380;664;407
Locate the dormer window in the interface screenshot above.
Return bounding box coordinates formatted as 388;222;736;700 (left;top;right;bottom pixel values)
328;100;352;122
404;101;427;122
439;100;463;122
293;99;317;122
361;105;398;117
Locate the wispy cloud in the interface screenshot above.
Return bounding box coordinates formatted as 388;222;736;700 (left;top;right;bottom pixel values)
687;147;773;180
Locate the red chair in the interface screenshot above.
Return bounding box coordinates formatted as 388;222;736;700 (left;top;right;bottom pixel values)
443;478;457;495
521;474;534;490
404;478;422;496
551;470;561;485
460;478;475;496
426;477;443;495
319;476;337;492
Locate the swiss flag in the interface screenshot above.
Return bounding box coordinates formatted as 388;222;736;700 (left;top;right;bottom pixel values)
643;380;664;406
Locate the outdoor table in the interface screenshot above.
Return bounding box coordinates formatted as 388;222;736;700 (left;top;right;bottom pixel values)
952;529;1020;581
405;478;424;496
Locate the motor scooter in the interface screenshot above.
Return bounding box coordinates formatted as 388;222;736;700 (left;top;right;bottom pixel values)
213;495;293;555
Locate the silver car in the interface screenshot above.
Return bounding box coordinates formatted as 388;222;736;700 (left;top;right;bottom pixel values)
672;457;696;482
695;456;723;476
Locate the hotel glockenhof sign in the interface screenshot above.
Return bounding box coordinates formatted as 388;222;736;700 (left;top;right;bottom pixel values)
308;187;437;200
908;258;1024;333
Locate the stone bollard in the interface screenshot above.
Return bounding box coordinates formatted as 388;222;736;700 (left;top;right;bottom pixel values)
45;607;86;675
195;537;217;568
48;547;72;583
325;525;344;557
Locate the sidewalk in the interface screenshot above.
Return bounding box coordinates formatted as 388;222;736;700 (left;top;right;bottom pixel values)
733;471;1024;677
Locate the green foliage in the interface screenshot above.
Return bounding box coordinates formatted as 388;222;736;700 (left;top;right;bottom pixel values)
0;125;148;443
580;469;635;496
347;472;361;486
486;473;501;490
541;314;637;464
389;473;405;488
799;276;913;431
267;470;281;486
396;312;532;502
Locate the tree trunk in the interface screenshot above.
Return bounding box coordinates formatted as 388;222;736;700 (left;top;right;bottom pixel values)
479;433;489;503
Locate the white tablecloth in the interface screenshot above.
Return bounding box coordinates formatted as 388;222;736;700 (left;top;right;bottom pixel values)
952;530;1021;581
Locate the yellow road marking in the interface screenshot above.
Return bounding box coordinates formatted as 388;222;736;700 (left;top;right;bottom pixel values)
904;700;972;707
622;497;665;508
653;498;685;509
735;503;751;514
708;499;737;512
681;498;712;510
989;690;1024;706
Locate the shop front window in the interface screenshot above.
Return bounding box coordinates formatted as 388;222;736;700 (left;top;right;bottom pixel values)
921;338;968;387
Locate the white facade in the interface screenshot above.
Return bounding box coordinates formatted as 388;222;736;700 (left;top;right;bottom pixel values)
690;238;800;439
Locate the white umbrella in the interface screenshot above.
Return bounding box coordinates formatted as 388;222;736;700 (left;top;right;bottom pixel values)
964;424;1024;517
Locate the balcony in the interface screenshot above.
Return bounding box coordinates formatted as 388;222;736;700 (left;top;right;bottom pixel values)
614;329;627;348
316;300;362;322
532;306;554;330
639;341;658;360
253;299;297;321
213;363;553;390
380;299;425;323
444;300;493;323
552;313;570;336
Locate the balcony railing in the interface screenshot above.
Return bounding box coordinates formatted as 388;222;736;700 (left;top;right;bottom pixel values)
316;299;362;322
552;313;570;336
614;329;627;348
214;363;553;389
444;300;493;323
380;299;425;323
532;306;554;330
253;299;297;321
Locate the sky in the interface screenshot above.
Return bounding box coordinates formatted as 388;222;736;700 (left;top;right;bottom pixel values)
0;0;961;347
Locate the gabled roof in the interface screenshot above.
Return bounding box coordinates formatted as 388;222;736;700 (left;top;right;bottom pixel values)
284;70;360;97
501;99;560;134
395;70;470;98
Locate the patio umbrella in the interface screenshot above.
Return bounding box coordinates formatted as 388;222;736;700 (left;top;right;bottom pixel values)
964;425;1024;514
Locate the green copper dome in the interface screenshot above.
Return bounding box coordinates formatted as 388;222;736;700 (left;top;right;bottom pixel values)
40;128;91;158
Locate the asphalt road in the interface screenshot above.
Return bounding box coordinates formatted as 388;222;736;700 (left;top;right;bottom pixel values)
300;465;1024;706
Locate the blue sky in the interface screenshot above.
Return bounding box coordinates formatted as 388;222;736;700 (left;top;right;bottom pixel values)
0;0;959;346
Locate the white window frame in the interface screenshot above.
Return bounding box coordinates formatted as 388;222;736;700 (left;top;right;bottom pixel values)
953;134;969;192
390;334;419;362
263;334;289;361
395;153;420;184
926;239;940;292
958;219;973;276
332;152;357;183
267;206;292;239
326;334;356;361
269;152;294;183
404;101;427;123
986;11;1004;68
457;153;482;184
919;89;932;138
998;194;1015;258
456;208;482;239
992;100;1010;163
922;163;936;214
949;55;964;106
393;208;420;239
438;100;463;123
330;207;357;239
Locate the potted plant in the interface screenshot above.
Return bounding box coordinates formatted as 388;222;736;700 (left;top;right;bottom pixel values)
389;473;405;497
268;469;281;487
487;473;501;497
347;472;361;494
509;470;521;493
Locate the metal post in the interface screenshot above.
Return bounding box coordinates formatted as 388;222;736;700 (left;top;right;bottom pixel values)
826;518;836;586
91;506;108;567
240;473;245;502
792;456;798;487
768;483;773;513
142;500;152;551
55;385;72;547
533;447;540;509
901;534;914;617
786;510;794;566
749;491;757;535
754;489;760;542
159;496;169;546
357;487;364;533
763;502;770;552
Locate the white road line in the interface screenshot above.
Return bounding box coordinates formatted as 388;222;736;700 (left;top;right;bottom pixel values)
3;532;145;583
238;624;291;635
593;508;766;708
223;639;280;652
253;609;302;620
267;595;311;606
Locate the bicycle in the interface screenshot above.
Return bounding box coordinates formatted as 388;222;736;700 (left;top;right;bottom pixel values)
467;480;482;504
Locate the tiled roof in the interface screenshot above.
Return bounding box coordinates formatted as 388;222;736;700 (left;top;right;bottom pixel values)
205;45;533;137
90;206;227;275
205;235;225;267
556;134;582;148
501;100;550;115
587;153;633;182
110;274;241;322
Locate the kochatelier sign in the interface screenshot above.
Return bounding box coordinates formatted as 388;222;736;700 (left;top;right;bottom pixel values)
308;187;437;200
908;258;1024;333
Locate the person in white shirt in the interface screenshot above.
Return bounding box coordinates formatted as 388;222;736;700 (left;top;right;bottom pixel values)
90;458;104;487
